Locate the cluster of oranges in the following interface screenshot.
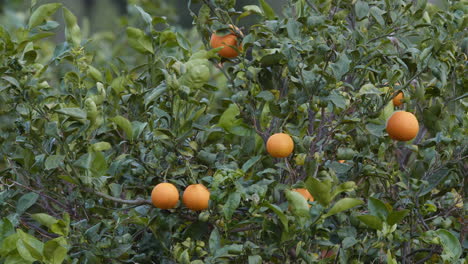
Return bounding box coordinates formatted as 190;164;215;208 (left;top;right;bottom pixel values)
151;183;210;211
387;83;419;141
151;25;420;211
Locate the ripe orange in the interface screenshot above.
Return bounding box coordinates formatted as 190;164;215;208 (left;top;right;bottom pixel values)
266;133;294;158
386;111;419;141
293;188;314;207
151;183;179;209
393;91;404;106
182;184;210;211
210;25;242;58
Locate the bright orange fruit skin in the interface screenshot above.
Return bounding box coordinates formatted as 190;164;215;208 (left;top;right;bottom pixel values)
151;183;179;209
386;111;419;141
182;184;210;211
338;160;345;163
210;29;242;58
292;188;314;207
393;91;404;106
266;133;294;158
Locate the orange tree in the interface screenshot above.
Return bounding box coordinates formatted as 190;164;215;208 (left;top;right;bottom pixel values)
0;0;466;263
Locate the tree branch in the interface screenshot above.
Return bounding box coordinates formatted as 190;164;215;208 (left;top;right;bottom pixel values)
7;179;68;210
85;188;152;206
228;225;261;233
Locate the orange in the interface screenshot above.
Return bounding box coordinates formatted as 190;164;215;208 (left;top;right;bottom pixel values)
182;184;210;211
338;160;345;163
386;111;419;141
393;91;404;106
292;188;314;207
210;25;242;58
151;183;179;209
266;133;294;158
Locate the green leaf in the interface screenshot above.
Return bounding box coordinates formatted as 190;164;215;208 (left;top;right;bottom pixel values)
109;183;122;197
285;190;310;218
91;142;112;152
324;198;363;217
223;192;241;219
286;20;301;40
44;155;65;170
144;84;167;106
16;239;37;262
387;250;398;264
127;27;153;54
16;193;39;214
305;177;331;206
131;121;147;140
111;76;127;94
265;202;288;232
328;91;347;109
1;233;19;256
418;168;450;196
436;229;462;260
134;5;153;27
243;5;264;16
342;237;358;249
387;209;409;225
29;3;62;28
2;76;20;88
4;253;30;264
176;32;191;51
17;229;44;262
357;215;383;230
259;0;275;19
366;122;385;137
218;104;252;136
62;7;81;47
355;1;369;20
359;83;382;95
242;156;262;172
31;213;58;228
248;255;263;264
0;218;14;242
209;227;221;253
44;238;68;264
380;101;394;122
89;151;108;178
368;197;389;220
256;91;275;101
370;6;386;26
55;108;87;120
330;181;357;200
111;115;134;140
331;54;350;80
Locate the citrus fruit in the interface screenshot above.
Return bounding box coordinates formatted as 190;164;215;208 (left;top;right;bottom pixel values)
210;25;242;58
266;133;294;158
151;183;179;209
292;188;314;207
393;91;404;106
386;111;419;141
338;160;345;163
182;184;210;211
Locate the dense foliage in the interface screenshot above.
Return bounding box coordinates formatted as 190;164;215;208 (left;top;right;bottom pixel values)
0;0;466;263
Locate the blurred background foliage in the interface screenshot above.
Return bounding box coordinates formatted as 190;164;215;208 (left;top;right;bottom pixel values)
0;0;285;32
